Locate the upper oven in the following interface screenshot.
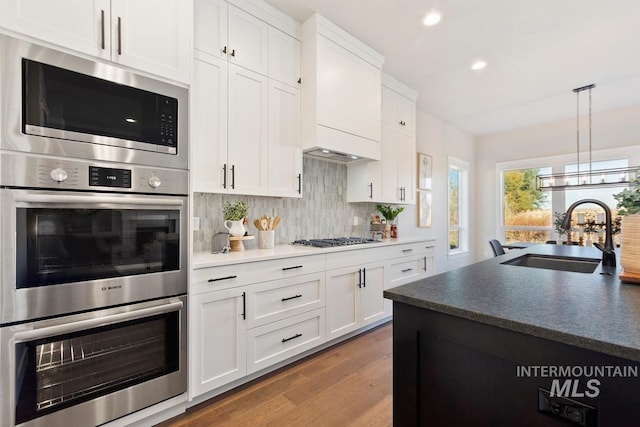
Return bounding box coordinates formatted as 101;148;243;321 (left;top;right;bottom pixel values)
0;34;188;170
0;154;188;325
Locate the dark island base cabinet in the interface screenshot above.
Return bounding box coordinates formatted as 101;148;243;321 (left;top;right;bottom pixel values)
392;302;640;426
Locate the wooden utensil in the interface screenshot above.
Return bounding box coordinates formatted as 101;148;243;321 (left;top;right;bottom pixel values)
260;218;269;231
272;216;281;229
253;219;261;230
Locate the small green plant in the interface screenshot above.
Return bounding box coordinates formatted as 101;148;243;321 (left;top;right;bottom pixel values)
376;204;405;223
223;200;248;221
613;178;640;216
553;211;568;236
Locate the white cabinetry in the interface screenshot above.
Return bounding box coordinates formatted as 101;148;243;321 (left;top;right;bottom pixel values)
190;255;325;398
383;241;435;315
347;74;417;203
301;14;384;161
191;287;247;396
0;0;191;83
192;0;301;197
325;249;387;340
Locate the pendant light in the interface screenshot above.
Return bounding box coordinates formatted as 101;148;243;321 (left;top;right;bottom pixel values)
536;84;640;190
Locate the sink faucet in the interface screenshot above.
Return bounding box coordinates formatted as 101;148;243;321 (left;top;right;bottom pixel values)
561;199;616;267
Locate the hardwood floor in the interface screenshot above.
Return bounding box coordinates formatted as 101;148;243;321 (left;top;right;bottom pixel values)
159;322;392;427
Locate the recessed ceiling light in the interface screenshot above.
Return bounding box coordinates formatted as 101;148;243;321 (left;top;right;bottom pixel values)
351;155;358;160
423;12;442;26
322;149;330;154
125;117;137;123
471;60;487;71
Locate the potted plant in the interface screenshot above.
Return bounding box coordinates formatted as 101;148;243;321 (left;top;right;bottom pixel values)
553;211;568;244
613;178;640;276
376;205;405;238
223;200;249;237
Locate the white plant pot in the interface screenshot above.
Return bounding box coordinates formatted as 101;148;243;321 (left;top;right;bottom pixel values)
224;219;246;237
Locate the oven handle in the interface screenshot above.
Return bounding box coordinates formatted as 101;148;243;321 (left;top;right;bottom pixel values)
13;300;183;343
15;194;184;207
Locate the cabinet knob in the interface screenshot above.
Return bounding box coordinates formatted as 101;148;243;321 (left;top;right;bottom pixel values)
297;77;302;84
222;46;227;54
230;49;236;57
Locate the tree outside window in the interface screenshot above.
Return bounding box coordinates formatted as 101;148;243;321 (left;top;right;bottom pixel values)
502;167;551;243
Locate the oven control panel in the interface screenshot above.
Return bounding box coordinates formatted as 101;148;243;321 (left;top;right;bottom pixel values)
0;153;187;195
89;166;132;188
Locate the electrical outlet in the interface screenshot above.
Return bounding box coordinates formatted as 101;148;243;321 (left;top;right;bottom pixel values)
353;216;360;226
193;217;201;231
538;388;596;426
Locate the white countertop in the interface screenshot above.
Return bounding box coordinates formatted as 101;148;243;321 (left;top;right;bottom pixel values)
192;237;436;269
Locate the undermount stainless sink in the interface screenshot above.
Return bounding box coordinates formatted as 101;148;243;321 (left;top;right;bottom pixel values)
501;254;601;274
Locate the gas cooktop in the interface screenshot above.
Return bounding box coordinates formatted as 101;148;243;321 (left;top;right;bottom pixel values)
291;237;380;248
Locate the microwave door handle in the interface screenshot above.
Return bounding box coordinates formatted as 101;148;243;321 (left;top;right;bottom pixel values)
14;194;183;207
14;300;183;343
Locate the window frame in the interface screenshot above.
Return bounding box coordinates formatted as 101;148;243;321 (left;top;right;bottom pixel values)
448;157;469;256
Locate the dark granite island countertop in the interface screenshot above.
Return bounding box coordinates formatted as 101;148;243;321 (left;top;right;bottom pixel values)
384;244;640;362
385;244;640;425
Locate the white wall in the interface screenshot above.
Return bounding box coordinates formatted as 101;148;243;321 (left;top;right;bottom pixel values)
399;109;476;274
475;105;640;260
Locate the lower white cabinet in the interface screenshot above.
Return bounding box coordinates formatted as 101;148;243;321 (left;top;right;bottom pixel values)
247;308;324;374
190;239;435;400
190;287;247;397
325;261;386;340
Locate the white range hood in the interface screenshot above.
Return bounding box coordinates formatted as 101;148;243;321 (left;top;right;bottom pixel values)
301;14;384;163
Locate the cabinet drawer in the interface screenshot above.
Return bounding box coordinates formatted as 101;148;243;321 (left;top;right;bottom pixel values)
246;272;325;328
246;308;325;374
192;254;325;294
387;241;436;259
388;255;431;288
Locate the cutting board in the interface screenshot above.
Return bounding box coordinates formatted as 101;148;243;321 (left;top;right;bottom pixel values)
619;270;640;284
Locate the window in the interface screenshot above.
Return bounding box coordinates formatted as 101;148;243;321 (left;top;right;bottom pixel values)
449;158;469;254
502;167;552;243
498;155;632;244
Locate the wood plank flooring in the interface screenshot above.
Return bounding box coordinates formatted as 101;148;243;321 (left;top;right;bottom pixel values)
158;322;392;427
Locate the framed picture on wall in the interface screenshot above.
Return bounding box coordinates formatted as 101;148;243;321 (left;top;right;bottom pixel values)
418;153;432;190
418;191;432;228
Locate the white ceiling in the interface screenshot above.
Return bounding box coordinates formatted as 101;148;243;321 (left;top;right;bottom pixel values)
263;0;640;137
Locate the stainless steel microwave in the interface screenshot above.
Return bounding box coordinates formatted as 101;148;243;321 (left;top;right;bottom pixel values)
0;35;188;170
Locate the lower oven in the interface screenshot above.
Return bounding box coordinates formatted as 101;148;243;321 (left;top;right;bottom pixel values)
0;295;187;427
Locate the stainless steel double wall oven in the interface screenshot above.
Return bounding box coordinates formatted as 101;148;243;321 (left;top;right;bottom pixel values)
0;35;189;427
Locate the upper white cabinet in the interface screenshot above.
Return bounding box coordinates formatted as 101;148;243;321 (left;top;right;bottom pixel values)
227;4;269;75
0;0;191;83
192;0;301;197
301;14;384;161
347;74;417;204
268;27;301;88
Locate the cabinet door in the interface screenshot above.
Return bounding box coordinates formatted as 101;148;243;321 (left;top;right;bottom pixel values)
268;27;301;87
192;56;228;193
359;263;386;325
111;0;191;82
268;80;302;197
381;86;399;127
398;95;416;134
397;129;416;204
325;266;359;340
346;161;382;202
227;64;269;195
194;0;227;61
190;289;247;397
316;36;381;142
0;0;111;60
380;124;401;202
227;4;268;75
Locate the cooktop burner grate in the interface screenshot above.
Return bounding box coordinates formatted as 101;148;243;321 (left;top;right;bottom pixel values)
291;237;380;248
